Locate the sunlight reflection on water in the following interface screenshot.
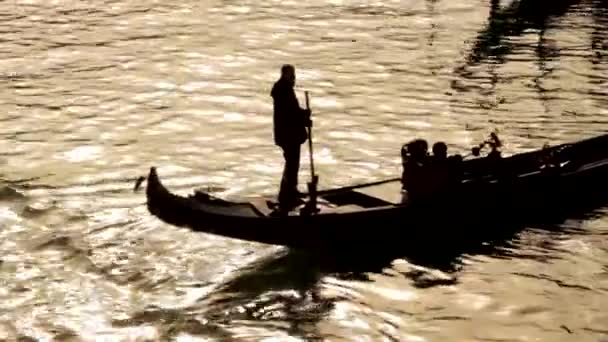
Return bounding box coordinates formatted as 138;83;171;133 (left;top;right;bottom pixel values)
0;0;607;340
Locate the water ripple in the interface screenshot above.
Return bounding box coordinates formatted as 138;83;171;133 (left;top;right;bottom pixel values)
0;0;607;341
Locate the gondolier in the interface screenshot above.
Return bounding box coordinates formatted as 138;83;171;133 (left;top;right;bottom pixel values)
270;64;312;209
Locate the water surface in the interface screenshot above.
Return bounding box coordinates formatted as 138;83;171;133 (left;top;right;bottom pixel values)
1;0;607;340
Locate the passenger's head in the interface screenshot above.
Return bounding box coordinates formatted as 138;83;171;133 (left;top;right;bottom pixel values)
408;139;428;160
420;140;428;154
432;142;447;160
280;64;296;87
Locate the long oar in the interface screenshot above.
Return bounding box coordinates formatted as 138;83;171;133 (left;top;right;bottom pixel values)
303;91;319;214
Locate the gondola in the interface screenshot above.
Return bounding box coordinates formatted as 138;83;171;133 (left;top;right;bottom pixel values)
139;133;608;252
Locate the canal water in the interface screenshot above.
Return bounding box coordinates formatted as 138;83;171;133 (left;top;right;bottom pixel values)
0;0;606;340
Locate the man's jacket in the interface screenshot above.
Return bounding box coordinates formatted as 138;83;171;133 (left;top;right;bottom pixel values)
271;78;308;148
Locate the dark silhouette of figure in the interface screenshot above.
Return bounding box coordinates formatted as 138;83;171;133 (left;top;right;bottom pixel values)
401;140;463;202
432;141;447;160
271;64;311;208
401;139;430;201
431;142;464;193
426;142;452;197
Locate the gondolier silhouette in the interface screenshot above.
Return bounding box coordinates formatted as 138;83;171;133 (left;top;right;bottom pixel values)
271;64;312;209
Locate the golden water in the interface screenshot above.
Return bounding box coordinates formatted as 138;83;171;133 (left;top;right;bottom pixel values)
0;0;607;340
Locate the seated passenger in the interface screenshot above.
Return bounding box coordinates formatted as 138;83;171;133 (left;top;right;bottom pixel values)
414;139;429;160
402;140;464;202
401;139;429;196
431;142;448;162
425;142;451;195
431;142;464;185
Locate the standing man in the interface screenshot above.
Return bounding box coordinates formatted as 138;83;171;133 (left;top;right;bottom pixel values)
271;64;312;208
